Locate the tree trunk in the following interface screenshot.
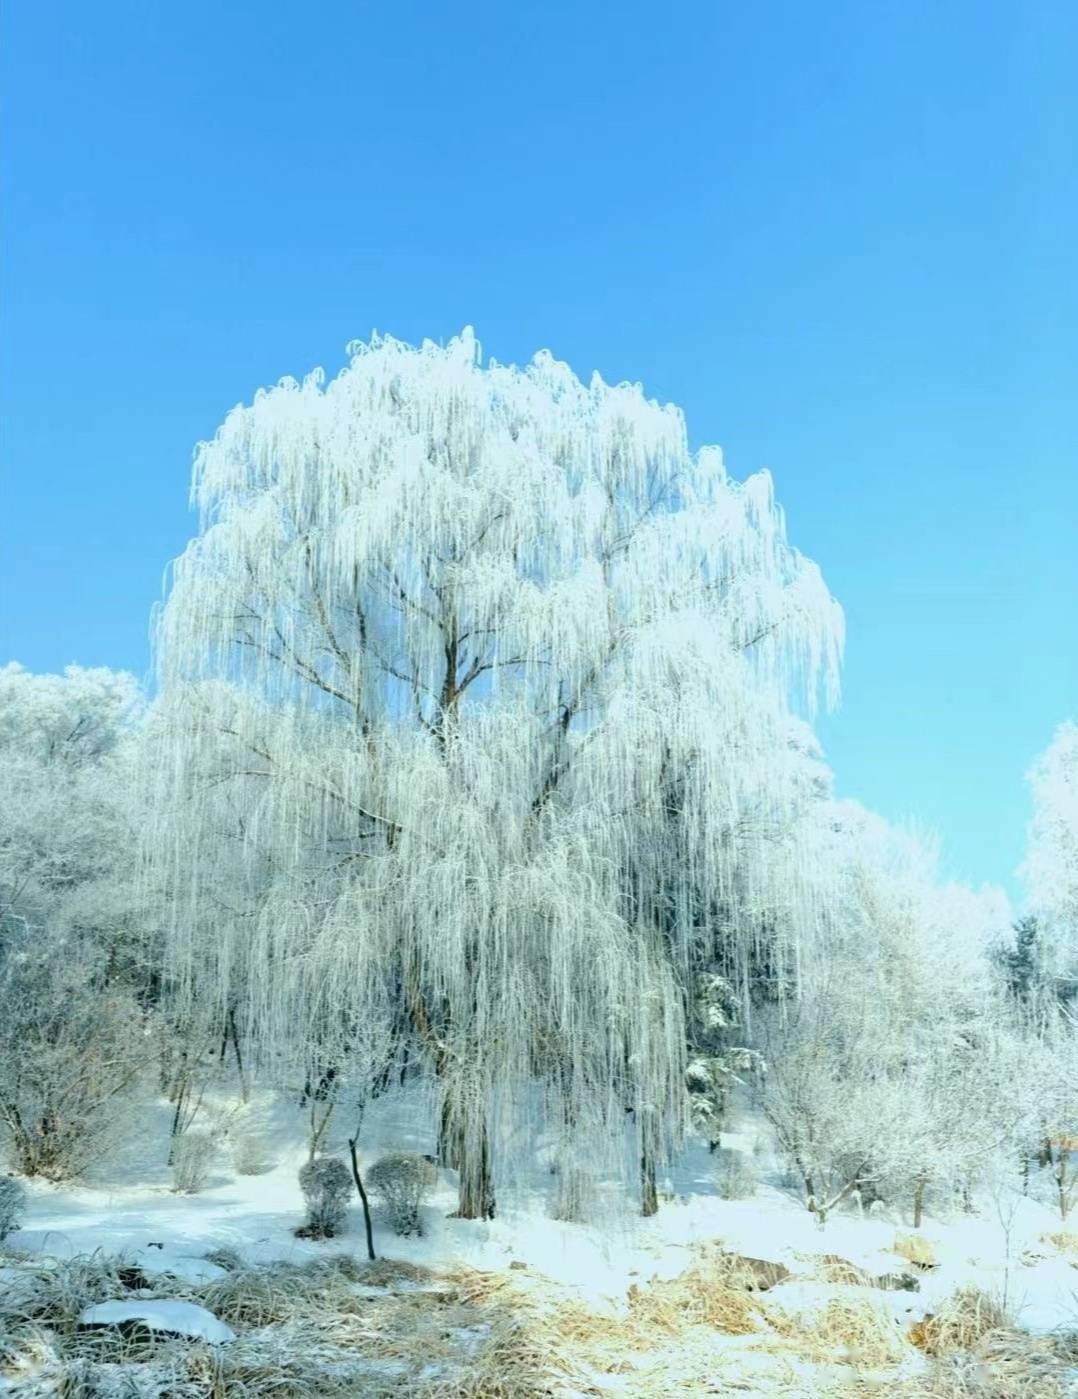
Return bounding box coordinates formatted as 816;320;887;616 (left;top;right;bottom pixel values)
439;1082;496;1219
1055;1144;1070;1221
640;1110;660;1217
456;1125;496;1220
913;1176;926;1229
348;1136;377;1261
641;1150;658;1216
227;1006;248;1102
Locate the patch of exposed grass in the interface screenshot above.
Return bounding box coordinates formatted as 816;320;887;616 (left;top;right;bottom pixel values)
766;1292;907;1370
1041;1229;1078;1254
893;1233;939;1271
908;1286;1008;1358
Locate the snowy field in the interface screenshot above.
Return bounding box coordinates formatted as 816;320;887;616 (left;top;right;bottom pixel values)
3;1087;1078;1397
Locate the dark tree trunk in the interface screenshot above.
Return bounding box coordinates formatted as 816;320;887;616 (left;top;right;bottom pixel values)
641;1151;658;1216
348;1136;377;1261
439;1088;495;1219
457;1125;496;1220
640;1111;660;1217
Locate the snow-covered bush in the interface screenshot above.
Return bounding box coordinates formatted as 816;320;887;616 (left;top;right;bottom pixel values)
297;1156;352;1238
231;1130;273;1176
171;1130;217;1194
0;937;144;1181
366;1152;437;1236
0;1176;25;1240
713;1147;756;1200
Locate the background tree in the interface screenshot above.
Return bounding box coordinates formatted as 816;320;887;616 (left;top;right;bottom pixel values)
0;664;150;1177
1022;722;1078;1026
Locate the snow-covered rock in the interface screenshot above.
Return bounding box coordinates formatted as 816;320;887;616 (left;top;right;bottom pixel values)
78;1299;236;1344
130;1246;227;1284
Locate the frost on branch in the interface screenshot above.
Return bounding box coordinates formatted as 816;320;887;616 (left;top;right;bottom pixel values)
145;329;843;1216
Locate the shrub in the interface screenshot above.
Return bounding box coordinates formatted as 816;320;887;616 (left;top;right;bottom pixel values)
171;1130;217;1194
297;1156;352;1239
0;1176;25;1240
231;1131;273;1176
0;940;143;1181
366;1152;437;1236
713;1147;756;1200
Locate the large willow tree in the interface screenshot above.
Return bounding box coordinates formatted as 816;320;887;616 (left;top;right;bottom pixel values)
148;329;842;1216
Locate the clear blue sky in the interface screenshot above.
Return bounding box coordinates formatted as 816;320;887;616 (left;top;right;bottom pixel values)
2;2;1075;899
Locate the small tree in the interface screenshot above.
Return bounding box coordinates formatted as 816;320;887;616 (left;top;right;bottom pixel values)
366;1152;437;1236
297;1156;352;1238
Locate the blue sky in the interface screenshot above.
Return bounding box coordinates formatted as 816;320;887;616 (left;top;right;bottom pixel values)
2;2;1075;899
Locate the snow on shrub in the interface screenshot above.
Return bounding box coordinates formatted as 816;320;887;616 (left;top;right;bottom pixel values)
231;1130;273;1176
0;1176;25;1240
713;1147;756;1200
297;1156;352;1239
366;1152;437;1236
171;1130;217;1194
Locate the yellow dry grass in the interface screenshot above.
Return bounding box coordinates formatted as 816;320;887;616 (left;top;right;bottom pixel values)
908;1286;1008;1358
766;1293;907;1370
893;1233;939;1270
814;1255;878;1287
1041;1228;1078;1254
4;1246;1070;1399
850;1329;1073;1399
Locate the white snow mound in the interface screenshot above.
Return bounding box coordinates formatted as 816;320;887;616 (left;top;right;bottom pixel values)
78;1299;236;1344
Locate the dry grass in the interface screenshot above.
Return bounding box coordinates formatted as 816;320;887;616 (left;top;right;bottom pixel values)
0;1252;530;1398
628;1258;763;1336
853;1330;1074;1399
1041;1229;1078;1254
816;1255;878;1288
766;1292;907;1370
893;1233;939;1271
2;1246;1072;1399
908;1286;1009;1358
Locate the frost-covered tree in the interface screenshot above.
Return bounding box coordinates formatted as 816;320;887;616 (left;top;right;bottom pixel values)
0;664;145;959
146;329;842;1216
0;665;151;1178
1022;723;1078;1022
759;799;1012;1225
0;934;144;1178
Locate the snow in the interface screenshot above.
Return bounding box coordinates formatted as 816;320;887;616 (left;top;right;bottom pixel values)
78;1299;235;1344
6;1091;1078;1336
2;1090;1078;1397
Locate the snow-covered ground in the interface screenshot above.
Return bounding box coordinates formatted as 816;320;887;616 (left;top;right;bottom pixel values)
3;1087;1078;1395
